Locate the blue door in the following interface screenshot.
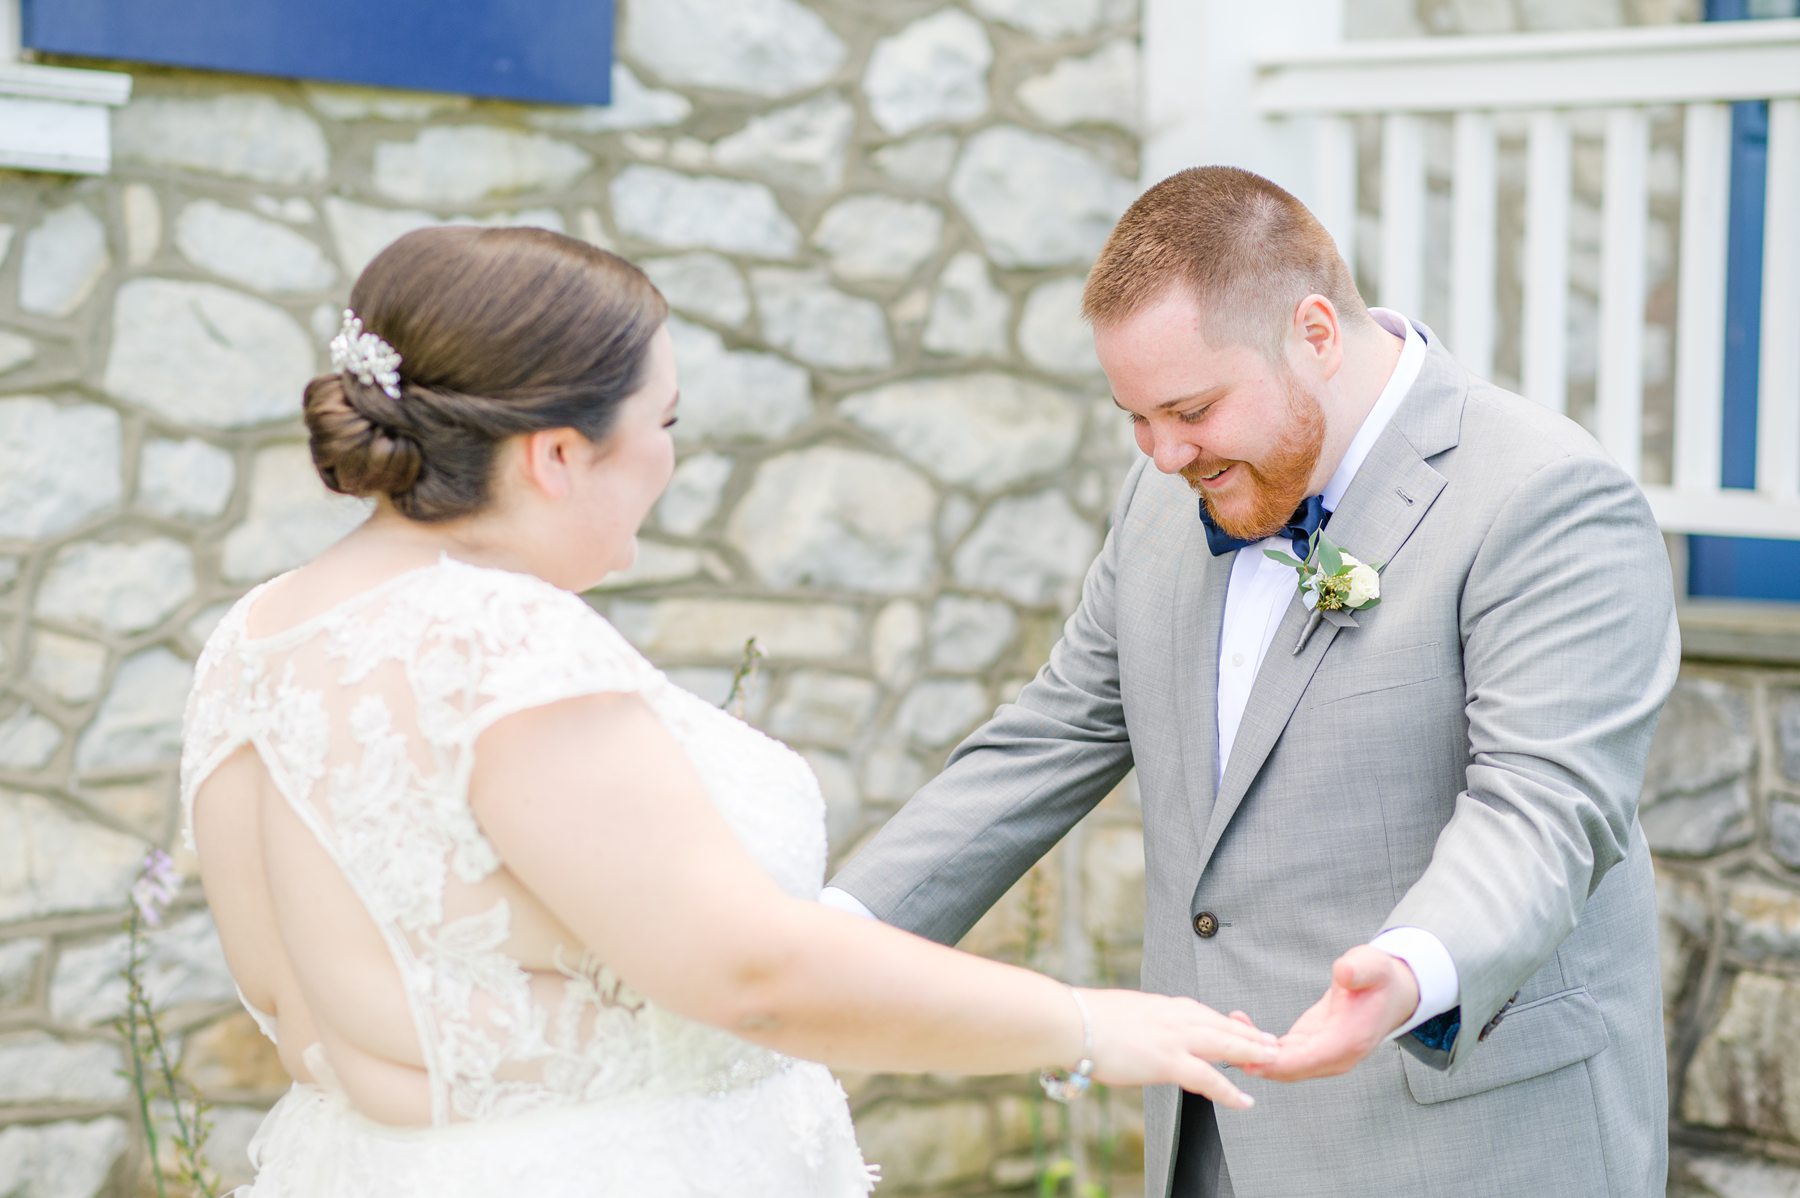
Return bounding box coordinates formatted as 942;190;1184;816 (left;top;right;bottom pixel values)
1689;0;1800;601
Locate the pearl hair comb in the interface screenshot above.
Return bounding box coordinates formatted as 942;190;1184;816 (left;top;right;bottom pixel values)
329;309;404;400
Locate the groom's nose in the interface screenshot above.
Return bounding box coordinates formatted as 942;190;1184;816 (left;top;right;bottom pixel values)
1150;429;1200;475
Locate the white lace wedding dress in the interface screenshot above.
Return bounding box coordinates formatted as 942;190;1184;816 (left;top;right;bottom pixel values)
180;555;878;1196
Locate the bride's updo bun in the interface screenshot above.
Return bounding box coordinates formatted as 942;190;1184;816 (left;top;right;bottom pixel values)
303;225;667;523
303;372;425;500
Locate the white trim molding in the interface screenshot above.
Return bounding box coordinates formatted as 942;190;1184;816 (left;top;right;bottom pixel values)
1254;18;1800;113
0;0;132;175
0;64;133;174
1642;487;1800;542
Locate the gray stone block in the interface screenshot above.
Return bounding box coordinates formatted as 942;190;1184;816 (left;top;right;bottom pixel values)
1681;971;1800;1144
1723;878;1800;964
1770;797;1800;872
1777;688;1800;785
1640;679;1757;857
1671;1151;1800;1198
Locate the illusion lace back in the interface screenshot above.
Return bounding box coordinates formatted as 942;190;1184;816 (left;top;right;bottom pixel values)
180;556;875;1196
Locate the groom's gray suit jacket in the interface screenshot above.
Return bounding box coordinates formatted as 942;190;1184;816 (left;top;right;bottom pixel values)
832;333;1679;1197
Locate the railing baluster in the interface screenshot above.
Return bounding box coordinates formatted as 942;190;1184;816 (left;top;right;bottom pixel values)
1523;110;1572;414
1312;115;1359;280
1451;111;1497;379
1597;107;1648;479
1675;102;1732;495
1759;97;1800;502
1378;113;1426;316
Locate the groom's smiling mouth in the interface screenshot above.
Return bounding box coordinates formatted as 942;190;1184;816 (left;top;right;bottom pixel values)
1187;463;1234;489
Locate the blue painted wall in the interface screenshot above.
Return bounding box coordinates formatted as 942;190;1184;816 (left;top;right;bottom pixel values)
21;0;614;106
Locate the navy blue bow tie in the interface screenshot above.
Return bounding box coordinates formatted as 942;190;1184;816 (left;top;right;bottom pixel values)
1198;493;1330;560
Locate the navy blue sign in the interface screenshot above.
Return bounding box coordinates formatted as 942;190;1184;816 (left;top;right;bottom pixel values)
21;0;614;106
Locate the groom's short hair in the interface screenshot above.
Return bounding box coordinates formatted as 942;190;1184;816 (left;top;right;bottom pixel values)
1083;165;1369;353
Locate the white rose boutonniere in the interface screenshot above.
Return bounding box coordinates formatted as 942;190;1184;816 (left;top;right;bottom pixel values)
1343;556;1380;607
1264;530;1384;654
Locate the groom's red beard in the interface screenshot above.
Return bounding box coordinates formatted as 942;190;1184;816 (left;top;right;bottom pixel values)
1183;376;1327;541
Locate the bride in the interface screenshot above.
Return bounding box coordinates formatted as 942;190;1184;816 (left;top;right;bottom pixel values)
181;225;1275;1195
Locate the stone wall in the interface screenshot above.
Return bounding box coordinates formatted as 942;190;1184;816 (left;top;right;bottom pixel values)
2;1;1796;1195
1651;660;1800;1196
0;0;1148;1193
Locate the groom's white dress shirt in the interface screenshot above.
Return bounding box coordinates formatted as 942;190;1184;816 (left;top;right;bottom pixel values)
822;307;1457;1039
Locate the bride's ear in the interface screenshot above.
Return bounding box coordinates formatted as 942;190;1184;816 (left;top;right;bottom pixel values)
514;428;584;501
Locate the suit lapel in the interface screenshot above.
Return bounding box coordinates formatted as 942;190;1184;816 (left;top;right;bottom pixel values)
1190;337;1467;875
1171;513;1231;859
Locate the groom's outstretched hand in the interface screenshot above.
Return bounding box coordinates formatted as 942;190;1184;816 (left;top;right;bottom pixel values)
1247;945;1421;1081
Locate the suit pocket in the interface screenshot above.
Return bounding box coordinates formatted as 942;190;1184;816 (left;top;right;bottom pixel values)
1401;986;1610;1104
1309;640;1442;708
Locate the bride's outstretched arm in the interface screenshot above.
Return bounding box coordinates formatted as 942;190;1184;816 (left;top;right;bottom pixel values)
471;690;1272;1106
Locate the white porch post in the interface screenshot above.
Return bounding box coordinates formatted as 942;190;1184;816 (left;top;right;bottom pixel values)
1140;0;1349;246
1;0;19;64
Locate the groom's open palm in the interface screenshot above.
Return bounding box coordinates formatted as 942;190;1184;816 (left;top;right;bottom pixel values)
1251;945;1421;1082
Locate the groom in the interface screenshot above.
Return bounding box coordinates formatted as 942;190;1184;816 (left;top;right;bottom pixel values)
826;166;1677;1196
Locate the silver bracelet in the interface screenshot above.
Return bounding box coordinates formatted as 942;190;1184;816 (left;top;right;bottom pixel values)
1038;986;1095;1103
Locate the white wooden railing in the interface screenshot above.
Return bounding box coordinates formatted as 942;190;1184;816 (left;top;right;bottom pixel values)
1254;19;1800;540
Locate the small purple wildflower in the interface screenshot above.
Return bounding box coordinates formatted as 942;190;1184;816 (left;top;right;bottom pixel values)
130;849;179;927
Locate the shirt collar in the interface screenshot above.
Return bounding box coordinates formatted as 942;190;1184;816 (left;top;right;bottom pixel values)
1319;307;1427;514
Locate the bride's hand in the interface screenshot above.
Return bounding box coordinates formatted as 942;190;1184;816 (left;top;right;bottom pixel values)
1076;988;1277;1109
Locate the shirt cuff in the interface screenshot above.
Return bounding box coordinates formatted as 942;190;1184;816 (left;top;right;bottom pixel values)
1371;926;1460;1042
818;887;879;920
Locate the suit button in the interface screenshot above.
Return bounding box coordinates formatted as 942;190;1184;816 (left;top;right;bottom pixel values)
1479;991;1521;1043
1192;911;1220;938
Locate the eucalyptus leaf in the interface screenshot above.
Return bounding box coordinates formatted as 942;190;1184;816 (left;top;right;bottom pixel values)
1264;549;1304;568
1317;533;1344;575
1358;597;1382;610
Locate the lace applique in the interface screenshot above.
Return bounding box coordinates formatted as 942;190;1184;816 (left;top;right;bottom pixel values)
255;661;332;802
182;558;839;1136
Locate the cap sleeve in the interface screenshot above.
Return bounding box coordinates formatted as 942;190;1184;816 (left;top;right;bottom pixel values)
456;570;658;742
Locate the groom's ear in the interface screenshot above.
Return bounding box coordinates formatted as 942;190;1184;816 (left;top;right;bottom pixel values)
1290;293;1344;379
